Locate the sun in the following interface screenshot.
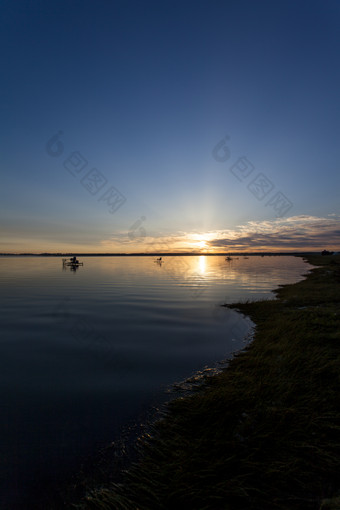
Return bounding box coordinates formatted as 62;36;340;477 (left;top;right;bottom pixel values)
194;235;209;250
189;233;211;252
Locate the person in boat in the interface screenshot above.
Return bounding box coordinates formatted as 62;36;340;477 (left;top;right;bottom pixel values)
71;256;78;264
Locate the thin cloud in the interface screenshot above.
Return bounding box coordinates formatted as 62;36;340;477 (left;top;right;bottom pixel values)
99;215;340;253
206;215;340;251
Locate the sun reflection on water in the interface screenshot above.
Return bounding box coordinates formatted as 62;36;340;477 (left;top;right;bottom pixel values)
198;255;206;274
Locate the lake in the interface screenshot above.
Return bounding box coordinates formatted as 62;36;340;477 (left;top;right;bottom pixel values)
0;255;311;509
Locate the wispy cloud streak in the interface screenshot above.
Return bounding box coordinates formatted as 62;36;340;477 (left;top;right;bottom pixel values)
206;215;340;251
99;215;340;253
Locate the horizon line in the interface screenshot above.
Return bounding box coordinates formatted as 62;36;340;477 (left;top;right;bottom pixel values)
0;250;330;257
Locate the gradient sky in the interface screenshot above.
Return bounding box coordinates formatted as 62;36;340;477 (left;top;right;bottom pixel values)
1;0;340;253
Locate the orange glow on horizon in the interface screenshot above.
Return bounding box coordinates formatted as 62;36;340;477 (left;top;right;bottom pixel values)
2;215;340;254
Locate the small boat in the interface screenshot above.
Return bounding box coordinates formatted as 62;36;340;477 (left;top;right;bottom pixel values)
225;256;232;261
62;258;84;267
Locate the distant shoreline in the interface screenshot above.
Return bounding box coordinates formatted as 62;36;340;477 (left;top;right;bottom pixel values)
0;251;324;257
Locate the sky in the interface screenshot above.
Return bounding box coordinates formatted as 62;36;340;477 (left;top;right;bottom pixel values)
1;0;340;253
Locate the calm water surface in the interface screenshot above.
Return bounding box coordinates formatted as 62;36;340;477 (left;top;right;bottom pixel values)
0;255;311;508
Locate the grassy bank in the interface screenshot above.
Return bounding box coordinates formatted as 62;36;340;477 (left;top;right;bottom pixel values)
75;254;340;510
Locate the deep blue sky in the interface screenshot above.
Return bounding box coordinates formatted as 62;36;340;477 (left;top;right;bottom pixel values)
1;0;340;252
